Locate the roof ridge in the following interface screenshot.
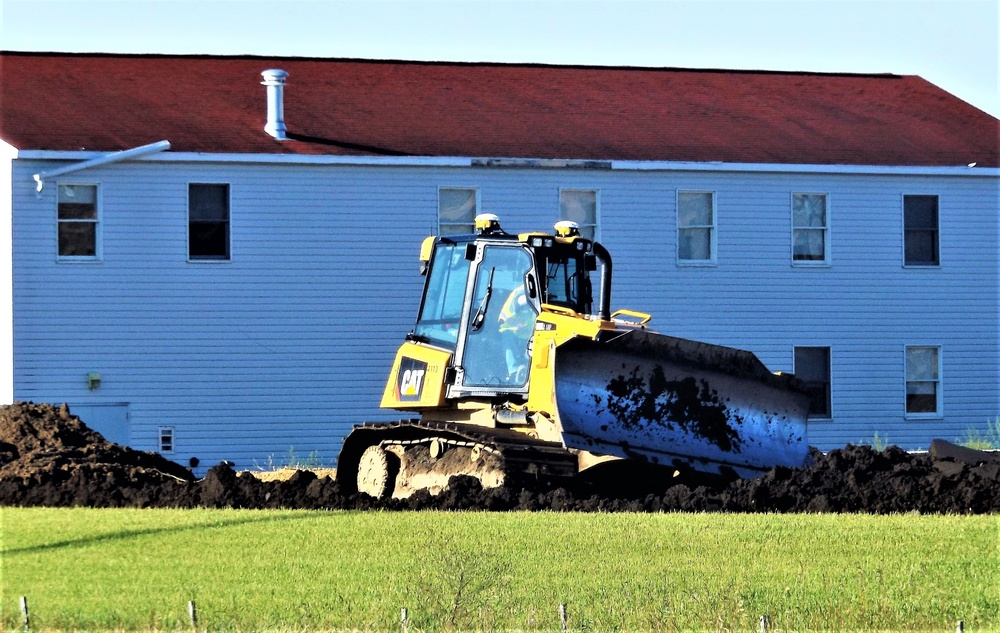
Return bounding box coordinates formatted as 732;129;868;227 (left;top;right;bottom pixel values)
0;50;904;79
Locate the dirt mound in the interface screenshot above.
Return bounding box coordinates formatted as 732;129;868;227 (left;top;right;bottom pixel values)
0;402;997;513
0;402;195;507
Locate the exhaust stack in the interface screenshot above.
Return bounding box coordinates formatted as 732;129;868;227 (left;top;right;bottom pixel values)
261;69;289;140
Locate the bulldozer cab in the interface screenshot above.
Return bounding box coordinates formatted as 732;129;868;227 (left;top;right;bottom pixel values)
406;215;607;401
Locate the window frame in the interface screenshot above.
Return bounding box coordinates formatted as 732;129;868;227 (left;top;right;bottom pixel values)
158;426;175;453
187;182;232;262
902;194;940;268
904;345;943;419
558;188;600;241
793;345;833;420
56;182;102;262
791;192;831;266
438;186;480;235
676;190;718;266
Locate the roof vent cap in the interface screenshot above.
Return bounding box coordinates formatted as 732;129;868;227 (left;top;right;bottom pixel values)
261;69;289;141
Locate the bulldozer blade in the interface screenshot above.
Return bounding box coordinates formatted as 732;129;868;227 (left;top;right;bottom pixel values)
554;330;811;479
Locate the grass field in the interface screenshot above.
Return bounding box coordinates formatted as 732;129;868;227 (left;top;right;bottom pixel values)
2;508;997;632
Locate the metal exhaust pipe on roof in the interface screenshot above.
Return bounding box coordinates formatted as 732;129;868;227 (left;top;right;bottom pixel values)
261;69;289;141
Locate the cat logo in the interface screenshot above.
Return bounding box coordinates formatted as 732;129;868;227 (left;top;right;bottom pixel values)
397;357;428;402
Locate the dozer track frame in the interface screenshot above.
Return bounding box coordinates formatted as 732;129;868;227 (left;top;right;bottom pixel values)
337;420;578;499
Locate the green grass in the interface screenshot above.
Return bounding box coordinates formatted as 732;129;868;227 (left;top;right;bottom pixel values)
2;508;997;632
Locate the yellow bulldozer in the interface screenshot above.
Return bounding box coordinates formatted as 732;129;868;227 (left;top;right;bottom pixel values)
337;214;810;499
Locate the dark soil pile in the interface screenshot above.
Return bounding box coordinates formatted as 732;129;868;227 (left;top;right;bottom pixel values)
1;402;997;513
0;402;195;507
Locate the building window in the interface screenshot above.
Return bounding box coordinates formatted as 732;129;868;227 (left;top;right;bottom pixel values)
904;195;939;266
906;346;941;416
57;184;99;258
559;189;598;241
794;347;832;418
792;193;829;263
439;187;478;235
677;191;716;263
189;184;230;260
158;427;175;453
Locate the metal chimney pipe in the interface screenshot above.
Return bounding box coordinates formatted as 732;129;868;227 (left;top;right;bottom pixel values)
261;69;289;140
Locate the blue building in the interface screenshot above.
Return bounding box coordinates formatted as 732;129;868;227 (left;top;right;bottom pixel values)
2;53;997;472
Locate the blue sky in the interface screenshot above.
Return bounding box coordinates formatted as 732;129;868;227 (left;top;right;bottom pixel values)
2;0;998;117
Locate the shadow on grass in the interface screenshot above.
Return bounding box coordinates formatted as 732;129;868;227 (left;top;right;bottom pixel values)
3;509;324;556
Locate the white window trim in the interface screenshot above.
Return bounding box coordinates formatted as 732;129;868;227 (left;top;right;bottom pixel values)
187;182;232;263
676;189;718;266
791;192;831;267
904;345;943;419
437;186;480;235
558;188;600;242
793;344;833;421
901;193;941;269
55;181;102;263
158;426;175;453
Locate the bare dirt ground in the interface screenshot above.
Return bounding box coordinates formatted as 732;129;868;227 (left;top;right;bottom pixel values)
1;402;997;513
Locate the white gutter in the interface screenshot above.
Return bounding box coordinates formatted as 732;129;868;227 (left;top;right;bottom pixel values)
16;147;999;178
610;160;997;177
32;140;171;192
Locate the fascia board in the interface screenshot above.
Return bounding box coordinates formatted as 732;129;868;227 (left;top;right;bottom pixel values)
11;149;999;177
611;160;1000;178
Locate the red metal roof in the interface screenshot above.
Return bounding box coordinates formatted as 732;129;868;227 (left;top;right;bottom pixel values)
1;52;997;167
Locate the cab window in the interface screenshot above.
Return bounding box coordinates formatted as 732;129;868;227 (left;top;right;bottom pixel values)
414;243;471;348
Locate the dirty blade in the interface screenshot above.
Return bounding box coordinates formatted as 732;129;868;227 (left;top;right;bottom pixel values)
554;330;811;478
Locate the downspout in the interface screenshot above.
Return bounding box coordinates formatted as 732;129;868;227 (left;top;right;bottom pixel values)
33;140;171;193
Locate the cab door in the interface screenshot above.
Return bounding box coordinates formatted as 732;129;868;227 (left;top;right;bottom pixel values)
453;243;539;396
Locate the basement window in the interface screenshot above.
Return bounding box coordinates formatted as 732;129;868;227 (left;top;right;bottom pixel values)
439;187;478;235
57;184;100;259
189;183;230;260
158;427;175;453
560;189;599;241
794;346;832;418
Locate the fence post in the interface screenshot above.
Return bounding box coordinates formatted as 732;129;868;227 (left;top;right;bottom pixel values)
760;614;769;632
188;600;197;629
19;596;29;631
559;603;568;631
956;621;964;633
401;607;409;632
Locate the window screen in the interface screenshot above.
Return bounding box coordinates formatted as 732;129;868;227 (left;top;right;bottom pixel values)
904;195;939;266
439;188;477;235
58;184;98;258
189;184;230;260
560;189;598;241
794;346;831;418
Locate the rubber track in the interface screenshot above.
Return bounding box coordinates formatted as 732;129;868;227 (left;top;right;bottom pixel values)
336;420;578;494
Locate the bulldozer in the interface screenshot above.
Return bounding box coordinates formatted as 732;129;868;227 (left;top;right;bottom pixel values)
337;214;810;499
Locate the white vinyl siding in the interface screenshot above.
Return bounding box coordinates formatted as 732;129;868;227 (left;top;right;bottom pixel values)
57;183;100;260
559;189;598;241
792;193;829;264
677;191;716;264
10;158;999;469
438;187;478;235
